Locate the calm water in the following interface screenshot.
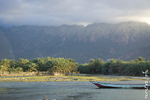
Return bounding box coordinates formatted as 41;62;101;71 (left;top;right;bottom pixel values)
0;81;149;100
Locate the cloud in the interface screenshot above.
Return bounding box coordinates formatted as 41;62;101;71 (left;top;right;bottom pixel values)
0;0;150;27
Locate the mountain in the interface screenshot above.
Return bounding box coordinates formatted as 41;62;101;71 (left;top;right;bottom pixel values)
0;27;15;60
0;22;150;63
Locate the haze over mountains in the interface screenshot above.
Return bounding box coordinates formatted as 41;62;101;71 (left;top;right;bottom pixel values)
0;21;150;63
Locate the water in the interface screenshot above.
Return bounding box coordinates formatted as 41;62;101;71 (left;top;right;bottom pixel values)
0;81;149;100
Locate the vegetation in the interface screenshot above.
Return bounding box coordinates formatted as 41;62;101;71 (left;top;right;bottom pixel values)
0;56;150;76
0;57;78;76
78;57;150;76
0;75;146;82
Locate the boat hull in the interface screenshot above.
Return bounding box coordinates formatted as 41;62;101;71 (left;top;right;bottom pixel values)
90;81;150;89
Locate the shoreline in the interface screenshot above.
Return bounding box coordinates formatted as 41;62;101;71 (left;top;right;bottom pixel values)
0;74;148;82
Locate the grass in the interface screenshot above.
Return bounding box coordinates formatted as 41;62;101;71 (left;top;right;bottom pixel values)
0;74;147;82
0;89;15;91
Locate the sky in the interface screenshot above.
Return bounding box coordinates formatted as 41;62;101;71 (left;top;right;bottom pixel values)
0;0;150;27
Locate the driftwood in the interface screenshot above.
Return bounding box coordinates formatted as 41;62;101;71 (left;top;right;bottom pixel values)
41;95;48;100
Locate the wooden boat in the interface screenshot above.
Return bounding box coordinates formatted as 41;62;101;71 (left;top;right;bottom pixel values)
90;81;150;89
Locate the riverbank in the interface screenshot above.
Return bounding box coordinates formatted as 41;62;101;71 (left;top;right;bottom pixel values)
0;71;49;76
0;74;148;82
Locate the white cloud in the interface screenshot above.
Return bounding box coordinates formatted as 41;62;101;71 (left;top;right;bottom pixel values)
0;0;150;26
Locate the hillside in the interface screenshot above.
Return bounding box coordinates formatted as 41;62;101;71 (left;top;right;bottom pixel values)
0;22;150;63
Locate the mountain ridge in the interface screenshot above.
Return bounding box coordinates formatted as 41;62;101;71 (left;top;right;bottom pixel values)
0;21;150;63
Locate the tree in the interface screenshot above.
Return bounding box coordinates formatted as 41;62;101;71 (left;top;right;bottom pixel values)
17;58;29;66
89;58;104;74
135;57;145;62
78;63;90;73
27;63;38;72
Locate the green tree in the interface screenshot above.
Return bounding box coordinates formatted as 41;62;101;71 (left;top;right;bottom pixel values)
78;63;90;73
27;63;38;72
135;57;145;62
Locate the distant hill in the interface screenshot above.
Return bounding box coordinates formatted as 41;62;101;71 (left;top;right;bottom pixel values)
0;22;150;63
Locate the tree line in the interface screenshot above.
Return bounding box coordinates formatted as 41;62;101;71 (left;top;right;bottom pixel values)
0;57;78;75
78;57;150;76
0;56;150;76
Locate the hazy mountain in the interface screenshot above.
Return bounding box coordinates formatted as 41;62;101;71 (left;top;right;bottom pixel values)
0;22;150;63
